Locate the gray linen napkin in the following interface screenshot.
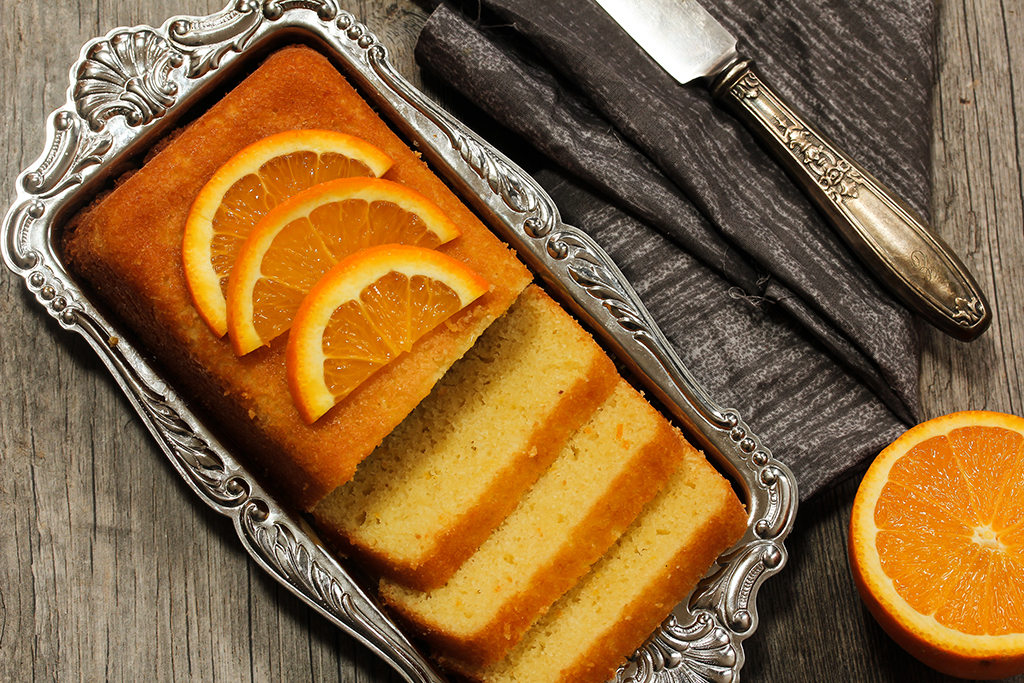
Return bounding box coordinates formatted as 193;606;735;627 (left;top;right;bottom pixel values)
415;0;935;497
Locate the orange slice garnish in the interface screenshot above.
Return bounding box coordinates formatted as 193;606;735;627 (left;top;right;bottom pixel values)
182;130;394;337
225;177;461;356
286;244;488;424
849;410;1024;679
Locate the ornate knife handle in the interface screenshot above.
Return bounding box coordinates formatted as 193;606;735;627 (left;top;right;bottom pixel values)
710;59;991;342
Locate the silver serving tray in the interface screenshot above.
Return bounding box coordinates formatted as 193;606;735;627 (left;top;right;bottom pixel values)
1;2;798;682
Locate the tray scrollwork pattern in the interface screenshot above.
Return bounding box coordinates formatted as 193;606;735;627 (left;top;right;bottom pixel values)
2;3;797;683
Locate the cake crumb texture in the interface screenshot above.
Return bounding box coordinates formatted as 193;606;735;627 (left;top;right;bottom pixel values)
313;285;619;591
380;378;688;667
61;45;531;511
444;439;747;683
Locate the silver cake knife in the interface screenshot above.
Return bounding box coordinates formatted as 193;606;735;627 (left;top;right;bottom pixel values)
593;0;991;341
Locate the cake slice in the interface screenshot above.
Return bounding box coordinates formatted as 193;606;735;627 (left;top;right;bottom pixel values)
62;46;532;511
444;438;747;683
313;285;619;590
379;379;687;667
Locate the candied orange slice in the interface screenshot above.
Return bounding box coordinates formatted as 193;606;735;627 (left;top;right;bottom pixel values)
226;177;461;355
286;244;488;424
182;130;394;337
849;410;1024;679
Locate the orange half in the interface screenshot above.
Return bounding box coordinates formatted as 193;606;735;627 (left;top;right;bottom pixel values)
286;244;489;424
849;410;1024;679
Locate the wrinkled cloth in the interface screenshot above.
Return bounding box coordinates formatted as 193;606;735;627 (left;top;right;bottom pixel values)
415;0;935;497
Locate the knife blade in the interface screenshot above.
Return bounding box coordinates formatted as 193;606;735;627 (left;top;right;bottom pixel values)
593;0;991;341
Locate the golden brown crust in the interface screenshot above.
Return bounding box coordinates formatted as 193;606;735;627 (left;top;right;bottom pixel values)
62;45;531;511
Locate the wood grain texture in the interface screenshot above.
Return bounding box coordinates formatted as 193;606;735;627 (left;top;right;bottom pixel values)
1;1;1021;682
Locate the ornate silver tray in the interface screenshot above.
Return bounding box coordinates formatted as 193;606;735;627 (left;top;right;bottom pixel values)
1;2;797;682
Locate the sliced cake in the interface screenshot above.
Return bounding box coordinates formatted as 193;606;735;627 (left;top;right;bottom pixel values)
312;285;620;590
380;379;687;666
444;438;748;683
62;46;532;511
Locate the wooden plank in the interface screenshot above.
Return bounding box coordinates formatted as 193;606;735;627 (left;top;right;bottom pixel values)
923;0;1024;419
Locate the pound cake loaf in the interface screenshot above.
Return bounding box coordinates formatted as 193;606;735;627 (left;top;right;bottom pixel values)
380;379;687;667
313;285;619;590
444;437;747;683
62;46;531;510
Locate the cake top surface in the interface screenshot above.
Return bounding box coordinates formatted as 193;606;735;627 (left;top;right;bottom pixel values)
64;45;531;509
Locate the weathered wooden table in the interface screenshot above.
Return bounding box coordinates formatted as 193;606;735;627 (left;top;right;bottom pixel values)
2;1;1021;681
